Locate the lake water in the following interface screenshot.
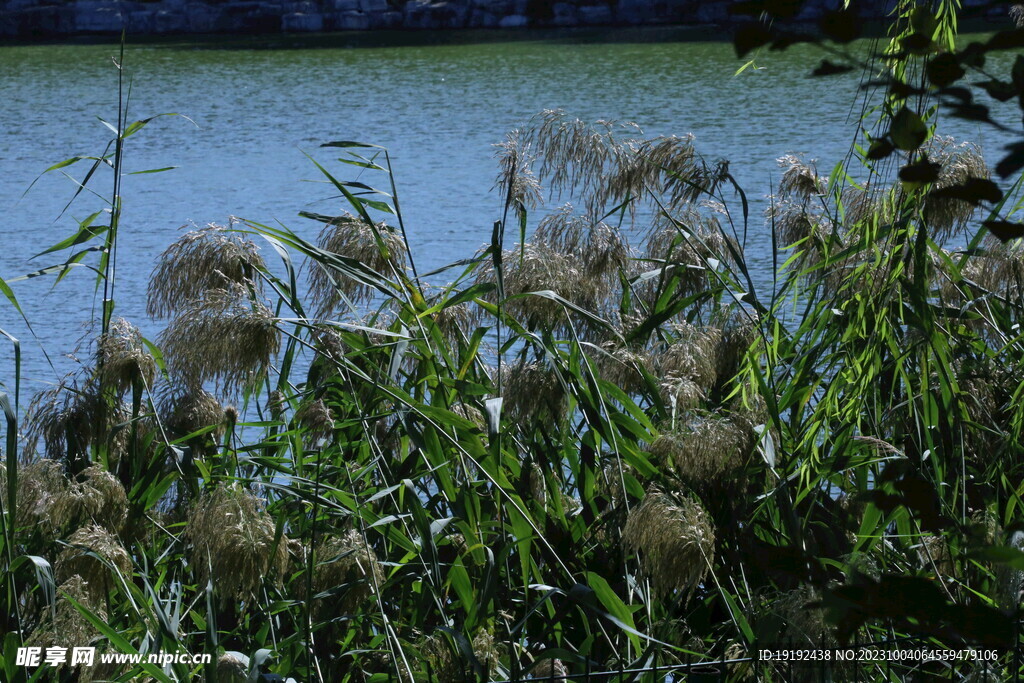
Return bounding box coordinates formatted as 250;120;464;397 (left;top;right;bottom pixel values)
0;28;1014;397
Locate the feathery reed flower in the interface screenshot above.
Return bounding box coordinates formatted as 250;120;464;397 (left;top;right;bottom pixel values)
776;155;826;200
494;128;543;221
499;360;567;428
96;318;157;395
419;630;500;682
55;524;133;598
596;344;652;395
158;387;226;442
650;416;754;491
306;213;408;315
25;379;131;463
147;223;264;319
622;489;714;595
295;397;334;443
656;321;721;390
28;575;106;650
525;110;711;216
642;207;728;298
528;657;568;681
159;286;280;397
216;653;249;682
49;464;129;534
309;530;383;614
186;485;289;601
1013;5;1024;26
923;136;988;241
477;242;582;329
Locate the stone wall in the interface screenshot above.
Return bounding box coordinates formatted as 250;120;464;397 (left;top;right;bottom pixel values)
0;0;1005;39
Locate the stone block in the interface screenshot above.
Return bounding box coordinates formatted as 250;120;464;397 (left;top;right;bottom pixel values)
336;9;369;28
152;9;187;32
282;10;323;30
75;4;126;32
359;0;388;11
497;12;526;27
577;4;612;24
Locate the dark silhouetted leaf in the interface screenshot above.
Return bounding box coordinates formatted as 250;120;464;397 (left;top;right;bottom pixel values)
901;32;933;54
734;24;774;58
930;178;1003;205
926;53;964;87
866;138;895;161
899;158;941;183
889;107;928;151
976;79;1017;102
1013;54;1024;93
983;220;1024;242
812;59;854;77
762;0;802;19
997;143;1024;178
986;27;1024;52
820;9;859;43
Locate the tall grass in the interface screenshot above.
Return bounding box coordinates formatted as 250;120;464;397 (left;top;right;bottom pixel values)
2;2;1024;681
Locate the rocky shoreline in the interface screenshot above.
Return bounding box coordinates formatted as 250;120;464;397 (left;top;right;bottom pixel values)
0;0;1009;39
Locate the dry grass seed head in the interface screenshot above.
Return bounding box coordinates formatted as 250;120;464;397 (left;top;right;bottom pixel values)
774;585;833;647
28;575;106;651
50;465;128;534
529;658;568;681
777;154;826;199
923;136;988;241
651;416;754;490
159;387;226;442
186;485;288;602
535;205;629;285
622;489;715;596
216;653;249;682
148;223;264;319
295;398;334;443
476;242;583;329
310;529;384;615
159;286;280;397
643;208;728;298
25;380;131;463
16;459;70;533
596;344;652;395
307;214;408;316
494;128;543;219
97;318;157;395
656;320;721;390
55;524;132;598
500;360;567;427
1013;5;1024;26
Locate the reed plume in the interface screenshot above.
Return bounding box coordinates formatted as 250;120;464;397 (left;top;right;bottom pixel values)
158;387;226;441
159;285;280;397
309;529;384;615
622;489;714;596
1013;5;1024;26
55;524;133;598
96;317;157;395
495;128;543;222
147;223;264;319
306;213;408;316
24;380;131;464
186;485;289;602
923;136;988;241
499;360;567;427
650;416;754;492
27;575;106;651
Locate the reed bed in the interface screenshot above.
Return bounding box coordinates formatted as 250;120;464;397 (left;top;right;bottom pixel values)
2;2;1024;681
